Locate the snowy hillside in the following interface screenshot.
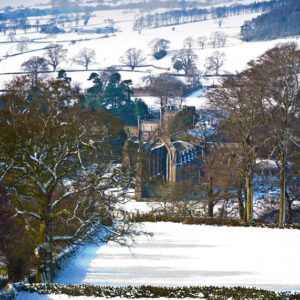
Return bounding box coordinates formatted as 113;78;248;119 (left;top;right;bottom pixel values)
0;1;299;101
0;0;274;10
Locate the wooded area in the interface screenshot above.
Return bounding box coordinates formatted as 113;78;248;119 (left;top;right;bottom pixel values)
241;0;300;41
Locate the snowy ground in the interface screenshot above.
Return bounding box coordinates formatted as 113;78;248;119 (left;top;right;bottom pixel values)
0;5;299;96
16;294;200;300
54;222;300;291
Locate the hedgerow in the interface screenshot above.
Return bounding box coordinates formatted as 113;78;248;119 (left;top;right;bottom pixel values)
11;283;300;299
130;213;300;229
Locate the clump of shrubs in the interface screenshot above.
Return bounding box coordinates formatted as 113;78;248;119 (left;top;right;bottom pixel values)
131;213;183;223
183;217;241;226
153;49;167;60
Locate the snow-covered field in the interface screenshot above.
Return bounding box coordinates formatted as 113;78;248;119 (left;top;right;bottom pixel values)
54;222;300;291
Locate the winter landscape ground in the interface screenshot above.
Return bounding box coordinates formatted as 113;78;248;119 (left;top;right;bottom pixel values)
0;0;300;299
54;222;300;290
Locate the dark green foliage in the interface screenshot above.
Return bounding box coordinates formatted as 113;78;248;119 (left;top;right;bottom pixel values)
85;73;103;111
134;98;149;119
241;0;300;41
57;70;71;84
102;73;129;111
116;101;136;125
13;283;300;299
153;49;167;60
173;60;183;72
87;72;102;93
84;72;149;125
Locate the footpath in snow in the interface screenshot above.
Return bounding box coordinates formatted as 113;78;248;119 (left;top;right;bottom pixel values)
54;222;300;291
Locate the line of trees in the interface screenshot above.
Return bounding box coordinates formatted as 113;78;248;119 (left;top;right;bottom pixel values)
0;9;92;36
133;0;289;31
20;46;93;78
241;0;300;41
151;43;299;225
205;43;300;225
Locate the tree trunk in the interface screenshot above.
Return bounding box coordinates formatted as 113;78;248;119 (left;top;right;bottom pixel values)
243;186;247;222
44;194;53;282
36;194;53;283
35;251;43;283
237;177;244;221
245;176;252;224
285;189;292;224
207;176;214;218
279;150;285;227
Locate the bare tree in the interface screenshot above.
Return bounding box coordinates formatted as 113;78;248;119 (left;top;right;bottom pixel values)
35;19;40;32
7;31;15;42
75;14;80;28
186;65;202;85
45;44;68;71
205;51;226;75
215;16;226;28
73;47;96;70
206;69;264;224
0;21;7;35
183;36;194;50
172;49;198;75
9;19;19;34
210;31;227;48
20;17;30;33
21;56;49;87
133;15;146;33
148;74;184;110
120;48;146;70
249;43;300;226
16;38;30;53
149;38;170;54
197;36;207;49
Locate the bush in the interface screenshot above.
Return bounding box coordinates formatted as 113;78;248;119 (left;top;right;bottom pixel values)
153;49;167;60
173;60;183;71
130;213;184;223
40;24;65;34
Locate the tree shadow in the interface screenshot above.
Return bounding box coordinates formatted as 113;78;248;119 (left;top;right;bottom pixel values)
54;242;104;284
